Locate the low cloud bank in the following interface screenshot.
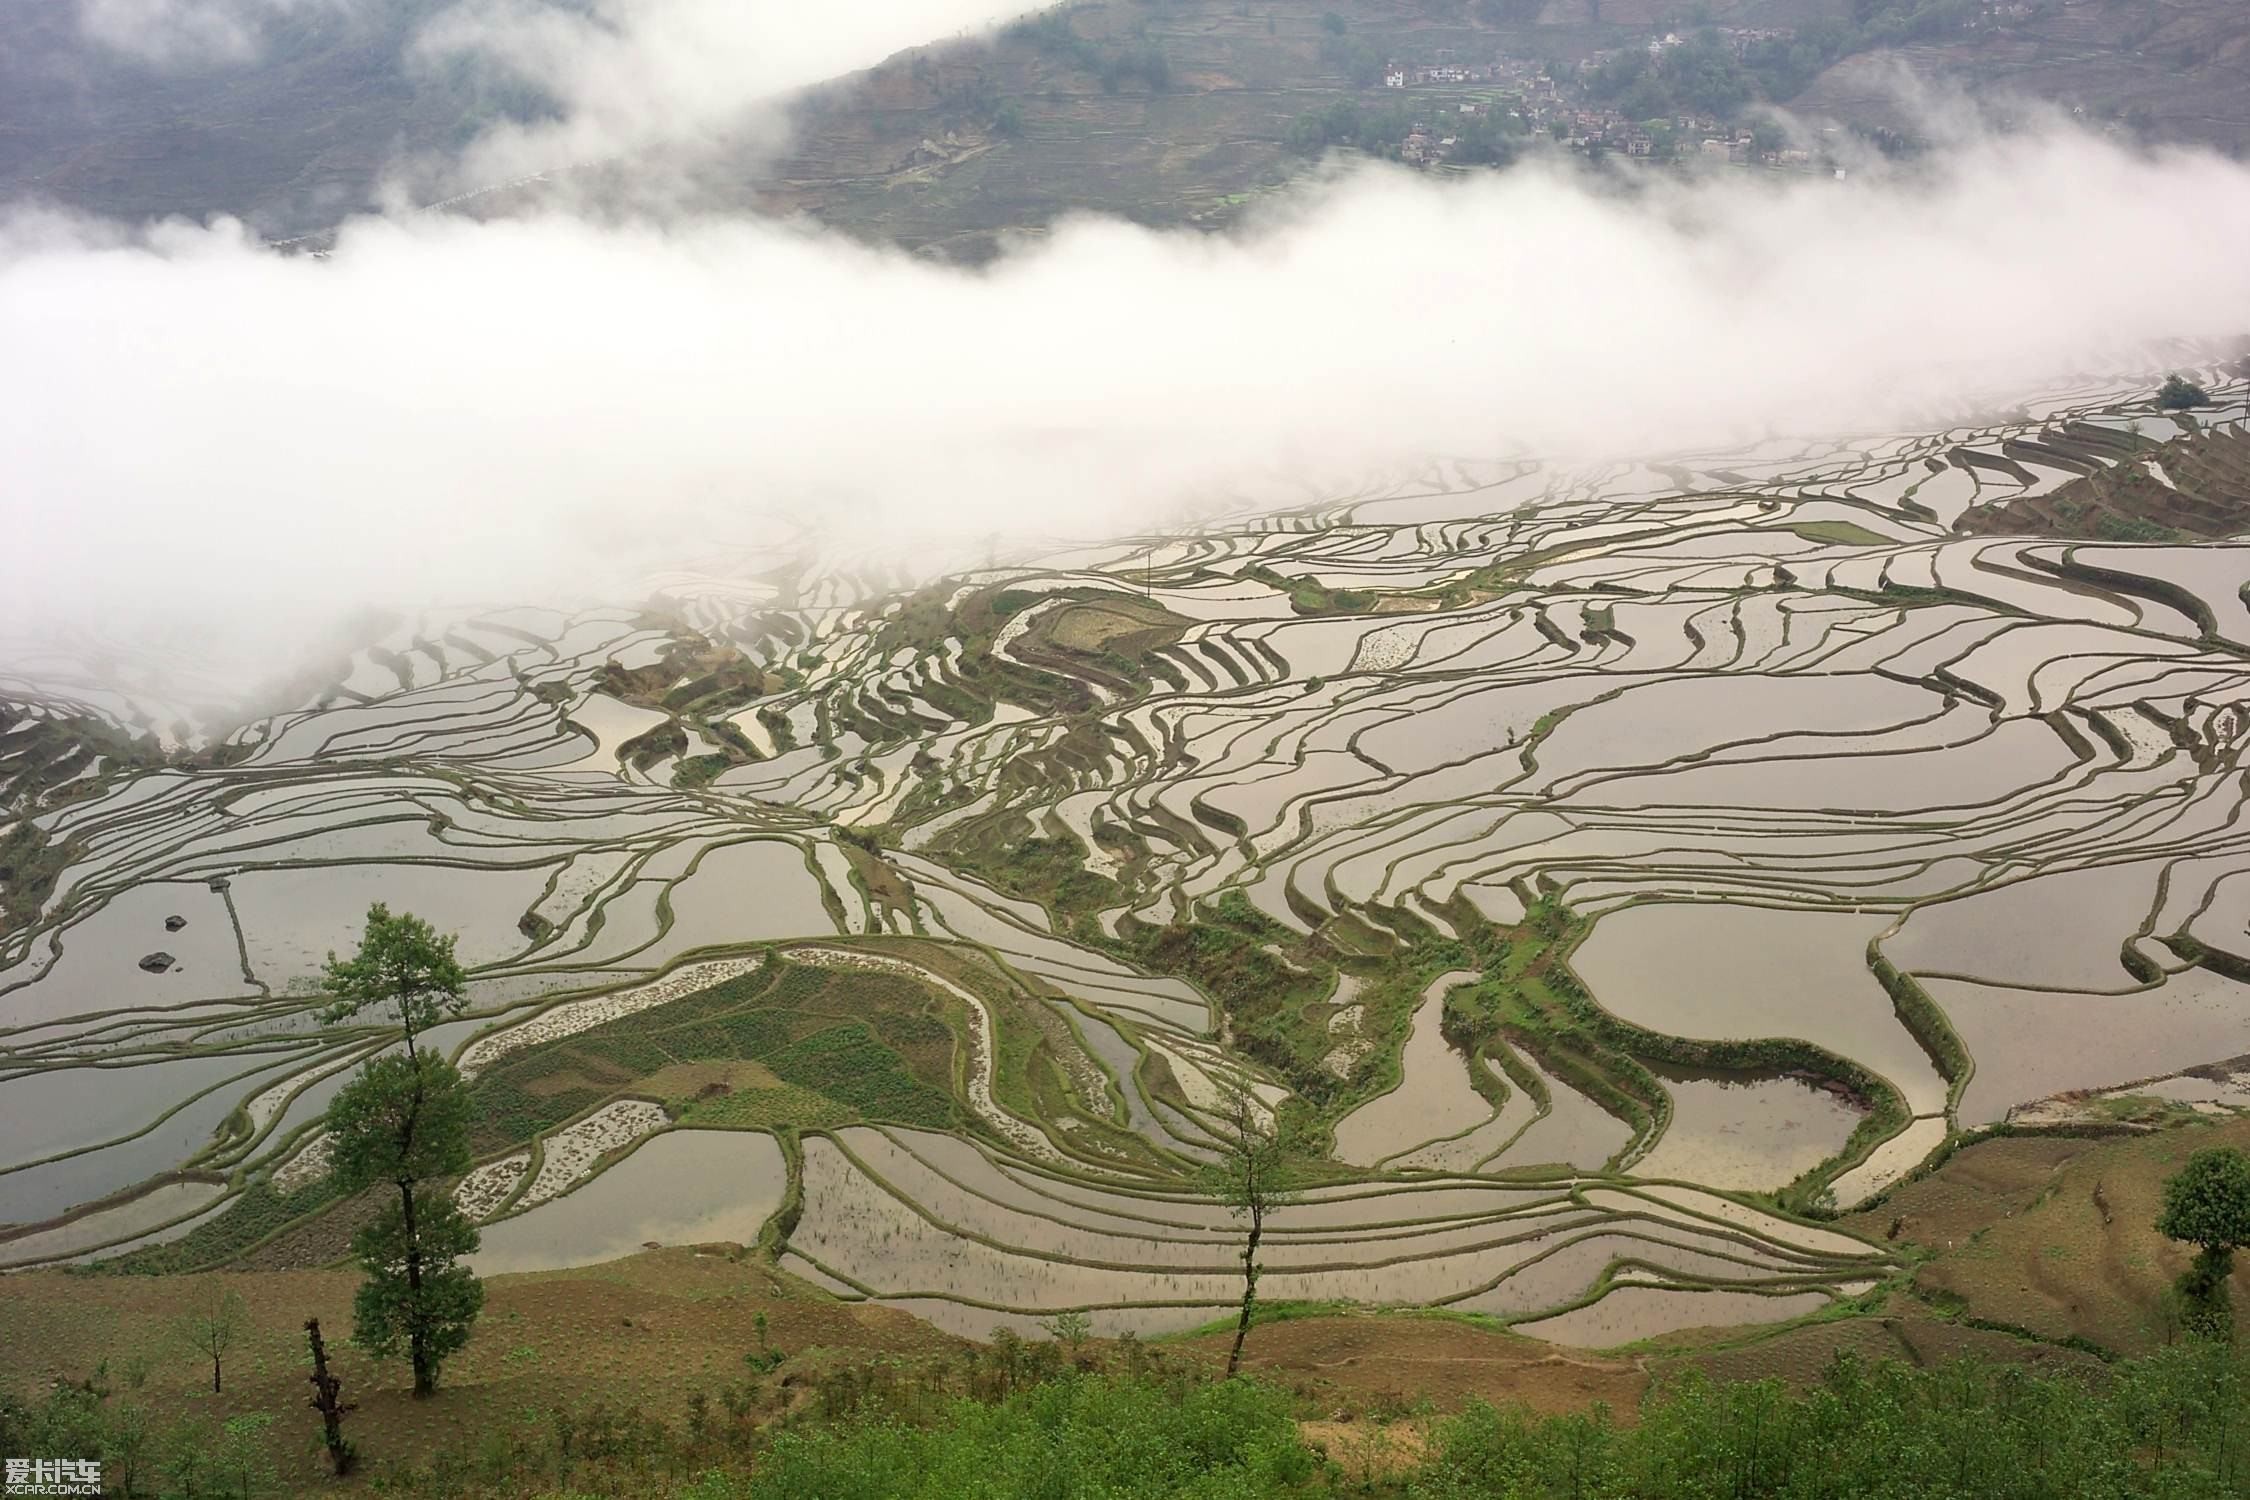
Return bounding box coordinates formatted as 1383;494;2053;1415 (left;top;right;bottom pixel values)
410;0;1039;190
77;0;334;68
74;0;1038;196
4;124;2249;654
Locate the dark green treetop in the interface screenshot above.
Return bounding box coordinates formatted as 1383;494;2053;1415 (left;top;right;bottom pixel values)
2157;374;2212;411
323;1042;483;1395
325;1052;474;1191
2159;1146;2250;1261
348;1188;484;1380
320;903;467;1055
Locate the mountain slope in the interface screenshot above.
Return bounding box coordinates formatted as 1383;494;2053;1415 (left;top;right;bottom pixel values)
1792;0;2250;154
1;0;2243;249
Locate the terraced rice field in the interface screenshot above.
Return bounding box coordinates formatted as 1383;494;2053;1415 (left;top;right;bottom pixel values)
4;368;2248;1347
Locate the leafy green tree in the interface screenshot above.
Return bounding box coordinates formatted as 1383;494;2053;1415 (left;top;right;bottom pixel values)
162;1416;217;1500
1041;1310;1093;1356
215;1413;275;1500
1199;1090;1300;1378
349;1190;484;1391
2160;1146;2250;1339
2158;373;2213;411
0;1377;105;1470
2116;1338;2247;1482
327;1051;473;1190
319;904;468;1060
2161;1147;2250;1270
326;1048;483;1395
745;1308;783;1373
1589;30;1752;118
103;1401;154;1500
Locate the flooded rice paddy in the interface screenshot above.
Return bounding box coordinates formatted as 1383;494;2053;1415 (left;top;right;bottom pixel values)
5;367;2248;1344
1634;1067;1864;1192
468;1129;786;1275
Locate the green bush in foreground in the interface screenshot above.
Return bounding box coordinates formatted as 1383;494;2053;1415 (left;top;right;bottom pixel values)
542;1344;2247;1500
16;1340;2250;1497
2158;1145;2250;1339
700;1353;2241;1500
708;1375;1316;1500
1415;1358;2157;1499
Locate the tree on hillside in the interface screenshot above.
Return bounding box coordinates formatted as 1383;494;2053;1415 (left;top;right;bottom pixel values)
100;1399;154;1500
161;1418;216;1500
320;903;467;1059
2158;374;2213;411
1041;1310;1093;1359
215;1414;275;1500
1201;1089;1300;1378
304;1317;356;1477
176;1285;247;1394
326;1046;483;1395
2158;1146;2250;1339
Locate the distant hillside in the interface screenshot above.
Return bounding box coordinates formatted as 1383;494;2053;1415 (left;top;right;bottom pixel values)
728;0;2250;257
0;0;1820;240
1955;415;2250;544
1;0;2244;248
0;0;533;233
1792;0;2250;156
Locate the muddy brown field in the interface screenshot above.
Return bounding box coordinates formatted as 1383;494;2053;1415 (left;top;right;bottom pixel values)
1895;1119;2250;1355
18;1115;2233;1491
3;1252;950;1489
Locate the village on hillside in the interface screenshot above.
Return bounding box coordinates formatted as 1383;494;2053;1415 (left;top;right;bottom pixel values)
1345;3;2139;175
1380;38;1827;172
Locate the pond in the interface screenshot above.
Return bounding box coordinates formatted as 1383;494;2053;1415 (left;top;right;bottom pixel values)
1572;903;1949;1115
468;1128;787;1275
1634;1065;1864;1192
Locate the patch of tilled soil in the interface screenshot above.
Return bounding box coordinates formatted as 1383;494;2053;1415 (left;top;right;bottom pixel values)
1179;1314;1647;1417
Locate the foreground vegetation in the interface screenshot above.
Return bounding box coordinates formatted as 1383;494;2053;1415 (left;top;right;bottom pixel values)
14;1337;2250;1498
9;1121;2250;1495
725;1349;2250;1500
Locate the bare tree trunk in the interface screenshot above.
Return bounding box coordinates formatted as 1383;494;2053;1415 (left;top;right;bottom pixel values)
305;1318;355;1476
399;1180;433;1397
1226;1199;1264;1378
396;1054;435;1397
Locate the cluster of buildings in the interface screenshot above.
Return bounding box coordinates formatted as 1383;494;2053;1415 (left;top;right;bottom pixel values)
1381;61;1505;89
1379;50;1556;98
1644;26;1794;56
1374;38;1827;173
